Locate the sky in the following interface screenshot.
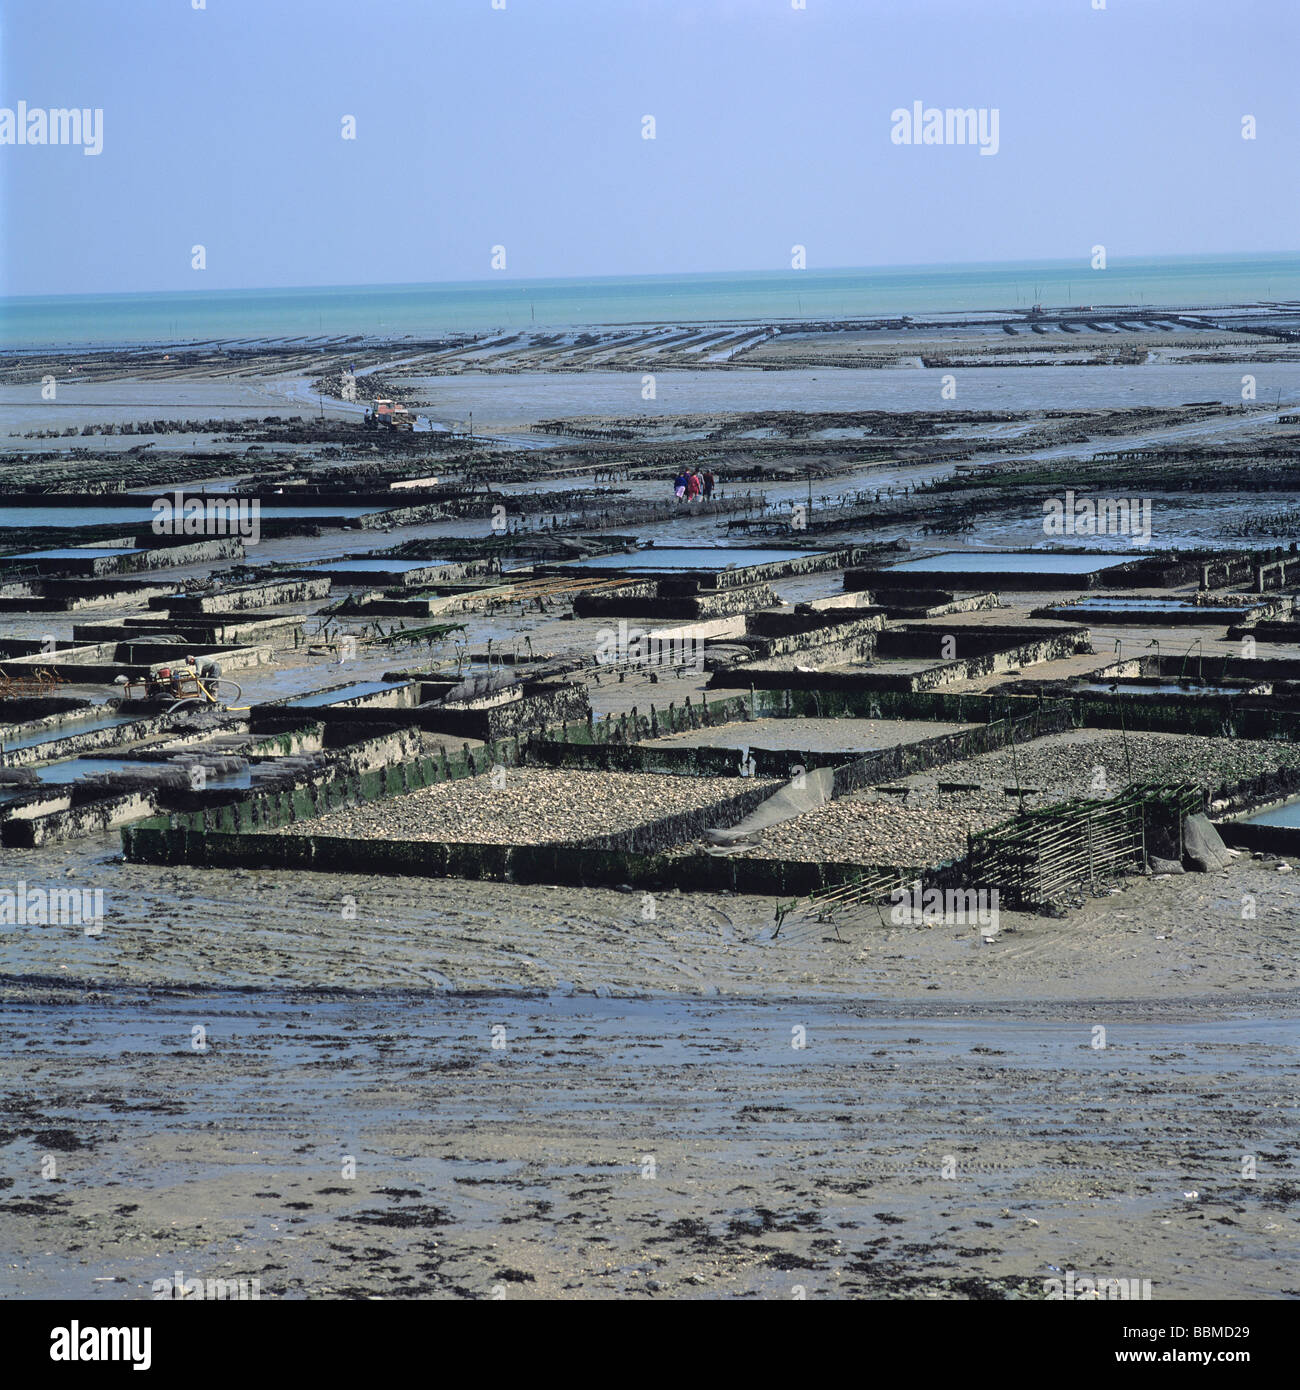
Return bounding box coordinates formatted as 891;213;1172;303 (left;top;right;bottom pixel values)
1;0;1297;298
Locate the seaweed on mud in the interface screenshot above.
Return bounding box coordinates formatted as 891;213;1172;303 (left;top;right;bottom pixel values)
646;1217;722;1251
345;1204;453;1229
756;1248;825;1271
726;1207;821;1237
1;1194;70;1216
31;1129;86;1152
944;1276;1014;1300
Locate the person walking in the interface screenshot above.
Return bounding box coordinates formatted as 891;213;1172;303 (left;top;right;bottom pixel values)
674;471;687;502
702;469;715;500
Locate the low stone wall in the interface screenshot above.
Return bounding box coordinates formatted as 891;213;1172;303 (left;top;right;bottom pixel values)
123;538;246;573
2;708;192;767
420;681;591;741
72;615;303;645
574;582;777;620
718;627;1089;693
0;697;93;729
1217;820;1300;855
1208;763;1300;818
530;702;1066;788
4;790;158;848
661;547;854;592
728;614;883;673
1229;620;1300;642
157;577;332;613
875;593;1001;620
910;627;1090;691
0;578;181;613
294;557;497;590
853;560;1142;592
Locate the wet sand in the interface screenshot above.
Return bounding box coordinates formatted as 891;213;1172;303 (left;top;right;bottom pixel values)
1;836;1296;1300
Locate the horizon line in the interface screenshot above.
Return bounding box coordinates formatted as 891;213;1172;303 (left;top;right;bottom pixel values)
4;249;1298;305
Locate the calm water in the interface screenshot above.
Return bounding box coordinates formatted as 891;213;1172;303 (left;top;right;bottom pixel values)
312;558;439;573
5;547;138;559
23;758;250;786
571;546;813;572
0;505;386;529
1242;798;1300;829
1065;597;1199;610
4;253;1298;349
888;551;1131;575
1052;597;1254;617
285;681;408;708
0;712;138;752
1076;681;1247;696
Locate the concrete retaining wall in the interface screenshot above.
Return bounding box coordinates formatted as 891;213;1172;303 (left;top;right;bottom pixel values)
574;582;777;620
157;577;332;613
2;708;192;768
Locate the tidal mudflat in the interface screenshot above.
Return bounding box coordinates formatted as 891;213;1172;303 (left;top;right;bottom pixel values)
1;836;1296;1301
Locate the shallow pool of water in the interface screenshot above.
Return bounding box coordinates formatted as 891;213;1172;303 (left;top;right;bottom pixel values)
310;558;440;573
0;711;139;752
12;758;252;788
1064;597;1197;610
284;680;408;708
1240;798;1300;828
0;504;389;529
1076;681;1248;696
5;547;138;560
569;547;814;572
888;551;1134;575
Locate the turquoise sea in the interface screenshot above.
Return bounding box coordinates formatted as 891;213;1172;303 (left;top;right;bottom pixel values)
2;253;1297;350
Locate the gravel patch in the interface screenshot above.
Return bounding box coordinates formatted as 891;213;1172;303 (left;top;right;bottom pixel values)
642;716;975;754
740;786;1014;867
905;730;1300;800
270;768;776;845
722;729;1300;867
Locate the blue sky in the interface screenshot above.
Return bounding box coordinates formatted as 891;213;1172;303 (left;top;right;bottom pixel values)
2;0;1297;296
